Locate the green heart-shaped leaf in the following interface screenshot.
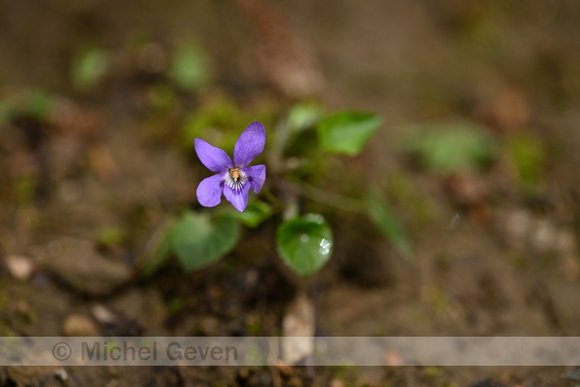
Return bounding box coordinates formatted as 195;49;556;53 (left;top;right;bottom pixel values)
172;211;240;271
276;214;333;277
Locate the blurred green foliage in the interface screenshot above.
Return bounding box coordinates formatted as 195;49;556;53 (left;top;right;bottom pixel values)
182;95;242;151
13;177;37;204
96;226;125;248
0;89;55;124
286;102;323;134
148;83;177;113
140;210;240;274
505;133;544;188
168;43;210;92
139;218;177;277
400;121;497;174
71;48;110;91
273;102;323;157
385;172;435;229
366;190;413;259
232;200;273;229
425;366;442;378
317;112;382;156
181;95;274;154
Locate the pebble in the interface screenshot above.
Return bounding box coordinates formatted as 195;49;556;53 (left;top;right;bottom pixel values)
90;304;144;336
41;238;133;296
4;255;35;281
330;379;346;387
198;315;221;336
502;209;577;256
282;293;315;364
62;314;101;336
91;304;118;325
109;287;168;334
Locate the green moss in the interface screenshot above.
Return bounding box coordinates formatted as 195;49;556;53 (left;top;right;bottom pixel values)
181;94;276;153
96;226;125;248
425;366;442;377
428;287;449;316
13;176;37;204
505;133;544;190
168;298;185;317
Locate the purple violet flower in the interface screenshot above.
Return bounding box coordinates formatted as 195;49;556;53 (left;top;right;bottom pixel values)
194;122;266;212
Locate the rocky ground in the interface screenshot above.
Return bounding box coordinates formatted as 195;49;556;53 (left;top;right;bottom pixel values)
1;0;580;385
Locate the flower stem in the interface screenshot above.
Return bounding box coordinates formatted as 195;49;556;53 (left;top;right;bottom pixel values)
261;187;283;208
286;178;367;214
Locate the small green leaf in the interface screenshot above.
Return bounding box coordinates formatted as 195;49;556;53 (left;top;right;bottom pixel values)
71;48;110;90
233;200;273;228
168;43;210;91
367;192;413;259
317;112;382;155
172;211;240;271
276;214;333;277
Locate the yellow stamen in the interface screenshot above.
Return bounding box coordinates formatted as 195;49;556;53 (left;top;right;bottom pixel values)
231;169;240;182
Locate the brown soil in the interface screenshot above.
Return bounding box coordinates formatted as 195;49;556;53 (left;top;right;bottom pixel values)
1;0;579;385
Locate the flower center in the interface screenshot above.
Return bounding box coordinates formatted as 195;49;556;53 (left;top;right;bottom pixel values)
225;167;247;191
230;168;240;182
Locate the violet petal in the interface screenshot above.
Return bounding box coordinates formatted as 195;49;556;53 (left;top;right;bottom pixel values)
196;174;225;207
223;183;251;212
194;138;233;172
233;122;266;167
244;164;266;193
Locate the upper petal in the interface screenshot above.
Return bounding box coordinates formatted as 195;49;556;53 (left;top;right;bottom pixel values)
194;138;233;172
223;183;251;212
233;122;266;167
244;164;266;193
196;173;225;207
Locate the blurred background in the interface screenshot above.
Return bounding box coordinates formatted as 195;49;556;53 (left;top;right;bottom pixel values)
1;0;580;385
